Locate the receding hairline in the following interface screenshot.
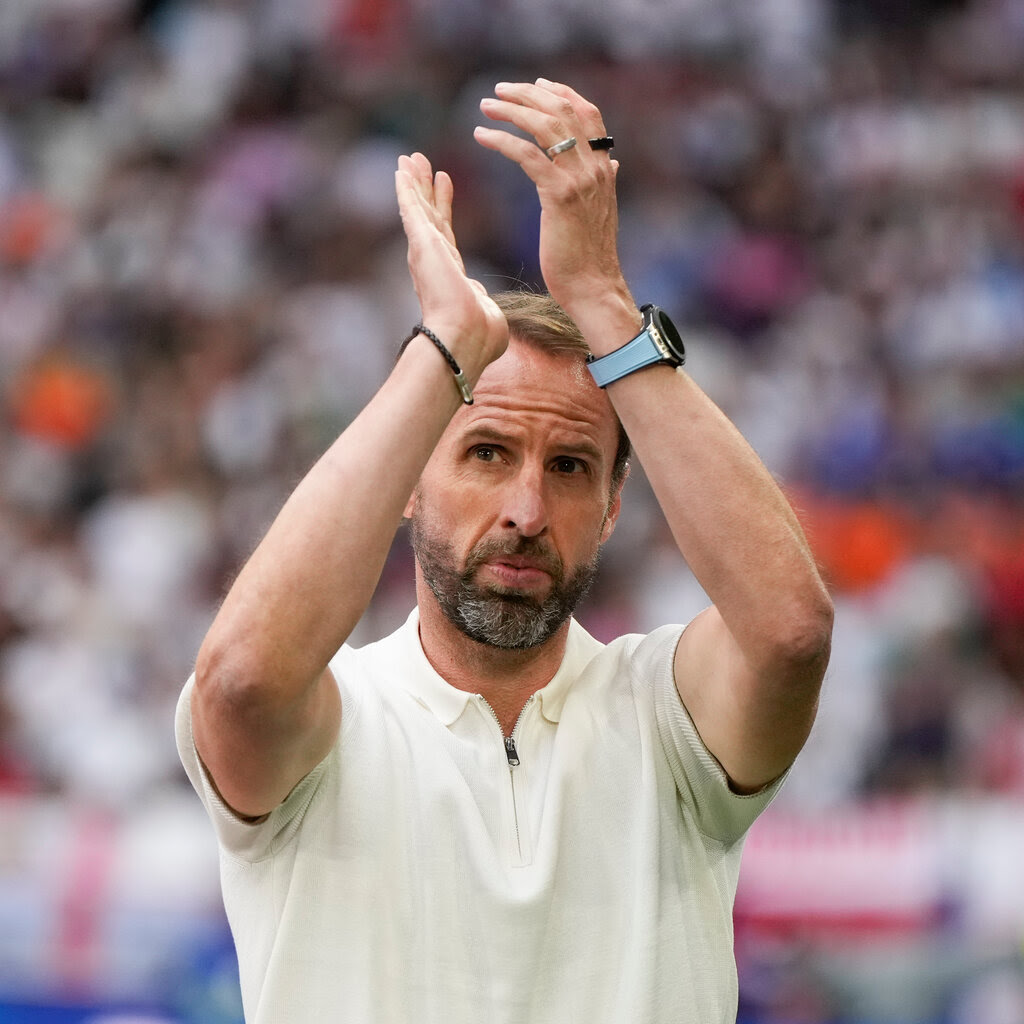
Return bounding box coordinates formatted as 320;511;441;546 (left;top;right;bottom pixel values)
490;290;631;490
397;289;631;488
490;290;590;357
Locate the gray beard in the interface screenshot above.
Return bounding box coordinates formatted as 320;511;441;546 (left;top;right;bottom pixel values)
410;520;600;650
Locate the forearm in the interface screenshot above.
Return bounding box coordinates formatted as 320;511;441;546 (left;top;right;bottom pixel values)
197;337;466;704
190;152;508;817
479;73;824;641
607;358;830;790
191;337;476;816
608;363;831;668
558;276;824;655
473;76;828;788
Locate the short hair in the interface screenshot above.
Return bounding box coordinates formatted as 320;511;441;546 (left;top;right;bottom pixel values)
399;290;632;490
491;290;631;489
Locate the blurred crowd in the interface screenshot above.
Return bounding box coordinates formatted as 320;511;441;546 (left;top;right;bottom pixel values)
2;0;1024;1016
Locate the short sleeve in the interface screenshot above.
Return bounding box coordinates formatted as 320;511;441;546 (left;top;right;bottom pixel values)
175;674;332;862
633;626;786;844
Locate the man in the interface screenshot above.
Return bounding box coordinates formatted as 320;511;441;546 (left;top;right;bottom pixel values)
176;80;833;1022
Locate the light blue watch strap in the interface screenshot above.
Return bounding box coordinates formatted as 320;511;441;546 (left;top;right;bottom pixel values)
587;330;663;388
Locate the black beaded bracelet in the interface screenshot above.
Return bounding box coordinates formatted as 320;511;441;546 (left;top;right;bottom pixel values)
410;324;473;405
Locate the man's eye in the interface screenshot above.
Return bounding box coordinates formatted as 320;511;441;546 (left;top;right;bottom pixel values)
554;457;586;475
473;446;497;462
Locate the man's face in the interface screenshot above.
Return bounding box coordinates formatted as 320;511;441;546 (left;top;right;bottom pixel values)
406;339;624;650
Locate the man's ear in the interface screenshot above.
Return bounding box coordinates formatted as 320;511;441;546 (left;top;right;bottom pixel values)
403;486;418;521
599;466;629;544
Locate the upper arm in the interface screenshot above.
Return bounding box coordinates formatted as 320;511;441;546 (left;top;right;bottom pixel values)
191;661;343;820
673;604;830;794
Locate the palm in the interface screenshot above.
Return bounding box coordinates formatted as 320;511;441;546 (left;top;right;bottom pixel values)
396;153;507;366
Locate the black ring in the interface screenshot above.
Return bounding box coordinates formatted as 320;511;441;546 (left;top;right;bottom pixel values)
588;136;614;151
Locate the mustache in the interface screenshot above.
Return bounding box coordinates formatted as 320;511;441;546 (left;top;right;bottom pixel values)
464;537;563;579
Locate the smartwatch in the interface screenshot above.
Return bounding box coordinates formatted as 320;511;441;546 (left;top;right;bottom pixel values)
586;304;686;388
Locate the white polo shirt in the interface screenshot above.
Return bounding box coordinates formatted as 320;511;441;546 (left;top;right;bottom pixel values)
176;610;784;1024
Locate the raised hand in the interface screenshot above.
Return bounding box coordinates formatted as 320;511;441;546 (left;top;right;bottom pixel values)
395;152;508;377
473;79;633;322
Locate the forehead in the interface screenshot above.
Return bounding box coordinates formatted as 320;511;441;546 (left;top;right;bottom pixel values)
446;338;619;457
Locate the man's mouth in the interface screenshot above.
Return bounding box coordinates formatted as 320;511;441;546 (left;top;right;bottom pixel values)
480;558;552;590
468;541;562;592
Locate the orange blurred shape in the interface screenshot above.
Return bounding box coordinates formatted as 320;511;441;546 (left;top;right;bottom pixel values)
793;492;914;593
0;193;62;265
11;358;114;449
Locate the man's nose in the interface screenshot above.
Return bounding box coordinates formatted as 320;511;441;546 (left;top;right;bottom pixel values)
499;467;548;537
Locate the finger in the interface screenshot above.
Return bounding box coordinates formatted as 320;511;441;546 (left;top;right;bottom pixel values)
506;78;609;140
533;80;615;164
395;166;429;242
405;152;438;205
483;84;614;168
480;97;571;142
473;124;554;180
397;164;469;294
481;90;580;155
396;156;428;218
396;161;433;219
395;162;420;214
433;169;457;247
533;78;598;115
397;156;453;241
493;80;578;119
396;165;446;247
478;106;585;172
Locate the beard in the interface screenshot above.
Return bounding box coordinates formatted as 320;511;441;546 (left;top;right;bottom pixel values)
410;514;601;650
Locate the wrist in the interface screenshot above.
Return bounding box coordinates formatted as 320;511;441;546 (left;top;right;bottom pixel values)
401;316;506;403
410;325;474;404
563;293;643;359
585;303;687;389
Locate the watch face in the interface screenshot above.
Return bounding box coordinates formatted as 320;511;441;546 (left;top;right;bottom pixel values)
651;307;686;363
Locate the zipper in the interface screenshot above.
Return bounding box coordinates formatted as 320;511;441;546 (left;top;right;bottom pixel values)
480;694;535;765
479;694;535;863
504;735;520;766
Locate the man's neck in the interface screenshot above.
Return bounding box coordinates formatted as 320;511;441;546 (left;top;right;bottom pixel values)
415;587;570;736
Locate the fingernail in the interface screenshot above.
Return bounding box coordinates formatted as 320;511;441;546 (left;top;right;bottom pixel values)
536;77;553;85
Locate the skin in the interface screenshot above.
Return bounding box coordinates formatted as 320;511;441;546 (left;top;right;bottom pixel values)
192;79;833;820
473;80;833;791
405;340;624;734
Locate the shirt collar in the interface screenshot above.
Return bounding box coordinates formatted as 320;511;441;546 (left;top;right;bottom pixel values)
394;608;473;726
394;608;603;727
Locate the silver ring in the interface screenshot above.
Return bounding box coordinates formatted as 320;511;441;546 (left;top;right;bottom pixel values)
545;136;577;159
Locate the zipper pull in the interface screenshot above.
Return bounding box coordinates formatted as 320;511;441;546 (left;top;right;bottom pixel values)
504;736;520;767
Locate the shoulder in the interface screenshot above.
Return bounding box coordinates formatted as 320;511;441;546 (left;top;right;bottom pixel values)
547;620;685;722
577;621;686;687
329;612;421;702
